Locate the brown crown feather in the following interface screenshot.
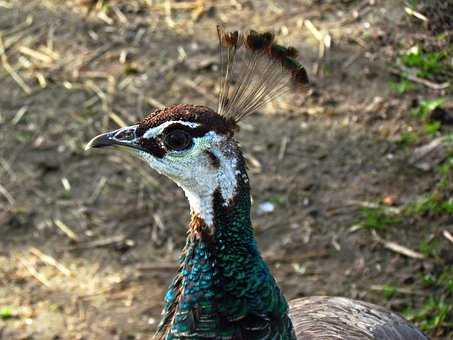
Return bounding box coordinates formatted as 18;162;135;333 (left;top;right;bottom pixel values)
136;104;235;137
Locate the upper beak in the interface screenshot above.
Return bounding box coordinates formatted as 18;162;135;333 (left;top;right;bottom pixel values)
85;125;140;151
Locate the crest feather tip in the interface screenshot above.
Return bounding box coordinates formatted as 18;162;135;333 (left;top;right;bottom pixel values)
218;25;242;48
245;30;274;51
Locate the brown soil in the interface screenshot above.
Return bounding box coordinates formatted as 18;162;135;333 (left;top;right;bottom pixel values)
0;1;452;339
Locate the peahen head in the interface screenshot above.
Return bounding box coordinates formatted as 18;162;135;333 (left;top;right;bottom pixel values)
86;104;242;227
86;26;308;230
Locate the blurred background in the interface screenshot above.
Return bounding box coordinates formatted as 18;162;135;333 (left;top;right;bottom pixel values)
0;0;452;339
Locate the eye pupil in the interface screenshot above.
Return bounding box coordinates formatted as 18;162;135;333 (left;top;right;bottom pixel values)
164;130;192;151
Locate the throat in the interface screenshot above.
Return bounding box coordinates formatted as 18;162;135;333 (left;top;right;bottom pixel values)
179;142;241;229
183;189;216;228
158;177;294;339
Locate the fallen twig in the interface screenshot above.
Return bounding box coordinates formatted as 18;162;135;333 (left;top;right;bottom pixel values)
390;67;450;91
345;200;401;214
88;176;107;203
409;136;449;171
303;19;331;75
65;235;126;251
11;106;28;125
404;6;428;22
0;35;32;94
0;183;14;205
442;229;453;244
109;111;128;128
304;19;331;58
29;247;71;276
370;285;424;296
18;46;54;63
54;219;80;242
18;257;51;288
278;136;289;161
372;231;425;259
243;152;262;172
112;5;128;24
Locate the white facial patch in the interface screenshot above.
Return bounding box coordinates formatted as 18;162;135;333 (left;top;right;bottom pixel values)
179;131;239;225
137;128;239;227
142;121;200;139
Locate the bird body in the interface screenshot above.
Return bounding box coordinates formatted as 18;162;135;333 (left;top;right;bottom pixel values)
86;27;428;340
290;296;427;339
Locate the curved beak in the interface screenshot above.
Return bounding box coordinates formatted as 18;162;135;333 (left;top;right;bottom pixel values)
85;125;141;151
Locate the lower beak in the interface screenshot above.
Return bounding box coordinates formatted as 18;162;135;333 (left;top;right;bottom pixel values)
85;125;140;151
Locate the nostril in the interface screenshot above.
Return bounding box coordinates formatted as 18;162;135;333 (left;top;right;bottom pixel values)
115;130;135;141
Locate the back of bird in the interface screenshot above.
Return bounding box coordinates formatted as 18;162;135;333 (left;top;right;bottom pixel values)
290;296;429;340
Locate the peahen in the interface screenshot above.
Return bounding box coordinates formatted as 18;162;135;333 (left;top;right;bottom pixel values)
86;27;428;340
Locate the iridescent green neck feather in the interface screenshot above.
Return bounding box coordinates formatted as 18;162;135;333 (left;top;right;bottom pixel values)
157;159;296;339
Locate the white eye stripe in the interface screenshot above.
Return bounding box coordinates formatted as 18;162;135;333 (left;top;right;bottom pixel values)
142;121;200;139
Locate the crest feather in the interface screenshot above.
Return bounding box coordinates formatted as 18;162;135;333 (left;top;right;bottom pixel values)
216;26;309;123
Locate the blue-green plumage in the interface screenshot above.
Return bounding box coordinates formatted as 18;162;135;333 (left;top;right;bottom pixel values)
158;161;296;339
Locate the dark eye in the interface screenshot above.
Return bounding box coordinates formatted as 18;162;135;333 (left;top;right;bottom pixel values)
163;129;192;151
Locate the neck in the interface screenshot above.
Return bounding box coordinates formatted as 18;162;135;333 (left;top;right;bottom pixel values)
157;162;295;339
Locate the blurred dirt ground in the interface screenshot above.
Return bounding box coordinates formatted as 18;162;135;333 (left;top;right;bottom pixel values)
0;0;452;339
